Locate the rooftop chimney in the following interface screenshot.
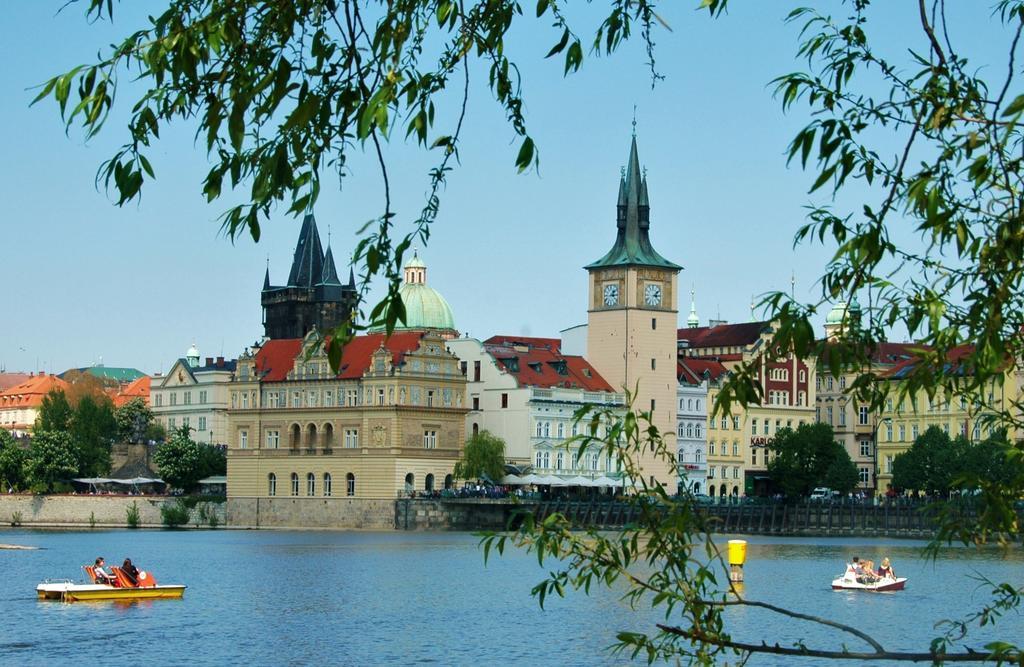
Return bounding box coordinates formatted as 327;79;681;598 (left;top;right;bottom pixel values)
216;356;225;367
206;357;214;367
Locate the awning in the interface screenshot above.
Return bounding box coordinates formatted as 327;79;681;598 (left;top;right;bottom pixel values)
593;475;624;487
198;476;227;485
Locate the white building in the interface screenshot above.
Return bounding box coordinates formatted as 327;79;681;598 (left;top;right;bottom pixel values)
151;344;236;444
676;358;725;494
447;336;625;478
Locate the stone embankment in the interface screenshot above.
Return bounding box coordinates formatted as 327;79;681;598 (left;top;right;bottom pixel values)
0;494;225;529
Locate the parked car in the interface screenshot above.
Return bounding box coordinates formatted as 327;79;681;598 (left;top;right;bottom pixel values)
809;487;834;502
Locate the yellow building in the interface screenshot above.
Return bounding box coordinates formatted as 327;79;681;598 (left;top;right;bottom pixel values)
226;330;468;503
874;345;1018;493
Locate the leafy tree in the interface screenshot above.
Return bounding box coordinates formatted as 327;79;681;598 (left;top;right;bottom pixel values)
35;389;72;433
766;423;856;498
0;430;27;492
144;421;167;444
23;431;78;493
114;397;154;444
454;430;507;482
153;426;219;492
70;395;117;477
891;426;968;497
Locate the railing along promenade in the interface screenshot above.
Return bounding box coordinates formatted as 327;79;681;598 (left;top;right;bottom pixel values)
396;495;1024;538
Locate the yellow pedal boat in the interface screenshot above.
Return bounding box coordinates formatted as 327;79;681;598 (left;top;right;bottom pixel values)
37;565;186;602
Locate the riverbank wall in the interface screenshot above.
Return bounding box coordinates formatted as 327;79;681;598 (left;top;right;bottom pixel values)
0;495;225;529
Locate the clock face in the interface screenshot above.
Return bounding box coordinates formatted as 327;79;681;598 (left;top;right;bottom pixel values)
644;283;663;306
603;283;619;306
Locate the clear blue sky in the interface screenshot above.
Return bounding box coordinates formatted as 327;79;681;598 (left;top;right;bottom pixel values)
0;2;1011;374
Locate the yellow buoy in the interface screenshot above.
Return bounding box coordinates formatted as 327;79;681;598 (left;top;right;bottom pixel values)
727;539;747;566
727;539;747;582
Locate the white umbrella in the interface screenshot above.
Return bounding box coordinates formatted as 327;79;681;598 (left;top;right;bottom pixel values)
593;476;623;487
536;475;565;486
500;474;530;485
566;475;595;487
518;474;543;485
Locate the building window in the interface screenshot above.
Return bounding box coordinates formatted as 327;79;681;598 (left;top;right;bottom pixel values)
826;377;833;391
543;422;550;438
695;424;702;438
199;390;207;403
678;423;685;437
268;473;276;496
184;392;192;405
708;466;715;479
799;369;806;382
859;467;870;484
721;417;728;430
557;422;564;439
839;376;846;389
542;451;550;469
290;473;299;496
535;421;543;438
732;416;740;430
170;393;177;406
911;424;920;440
323;473;332;497
423;430;437;449
709;442;716;456
344;429;359;448
472;396;480;410
899;424;906;441
266;430;280;449
198;417;207;432
858;406;869;425
860;440;871;457
686;423;694;438
838;407;846;427
292;391;301;408
473;360;481;382
377;388;385;405
732;442;739;456
826;407;833;425
763;420;769;435
556;452;564;470
155;395;162;407
168;417;176;429
183;416;191;428
732;466;739;479
346;473;355;496
651;318;657;330
651;358;656;371
651;399;656;414
306;473;315;496
751;449;758;466
751;419;757;435
239;430;248;449
885;423;893;441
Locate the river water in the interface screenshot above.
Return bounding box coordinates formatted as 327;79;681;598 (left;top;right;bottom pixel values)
1;530;1021;666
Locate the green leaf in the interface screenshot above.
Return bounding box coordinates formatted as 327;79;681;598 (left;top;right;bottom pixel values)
515;136;535;173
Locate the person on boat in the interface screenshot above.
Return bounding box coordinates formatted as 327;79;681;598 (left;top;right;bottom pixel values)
94;557;115;585
856;559;880;585
121;558;140;586
877;557;895;579
845;556;861;578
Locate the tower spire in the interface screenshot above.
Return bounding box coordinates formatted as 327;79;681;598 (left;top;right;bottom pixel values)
687;286;700;328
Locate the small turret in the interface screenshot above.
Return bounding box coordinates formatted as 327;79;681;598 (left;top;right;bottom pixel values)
186;342;200;368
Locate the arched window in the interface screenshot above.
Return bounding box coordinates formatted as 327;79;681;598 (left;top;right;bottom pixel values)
709;486;716;498
444;474;453;490
677;423;685;437
425;473;435;492
693;481;702;494
542;451;550;469
290;473;299;496
732;486;739;497
472;422;479;436
268;473;277;496
719;483;727;498
686;423;694;438
557;422;564;439
290;424;301;449
536;421;543;438
535;451;543;469
323;423;335;449
542;422;550;438
306;473;315;496
556;451;564;470
590;453;599;470
306;423;317;449
404;472;415;493
695;424;702;438
323;473;332;497
696;400;701;412
687;399;693;410
346;473;356;497
695;449;702;463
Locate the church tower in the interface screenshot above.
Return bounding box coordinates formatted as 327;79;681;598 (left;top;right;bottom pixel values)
261;213;358;339
585;133;681;493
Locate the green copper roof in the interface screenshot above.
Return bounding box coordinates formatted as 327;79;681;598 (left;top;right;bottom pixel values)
368;253;456;333
825;302;848;324
585;135;682;272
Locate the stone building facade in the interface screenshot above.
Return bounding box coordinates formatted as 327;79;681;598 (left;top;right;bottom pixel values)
226;331;467;501
151;343;236;445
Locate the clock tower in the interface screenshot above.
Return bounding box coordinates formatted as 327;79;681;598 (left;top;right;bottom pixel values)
585;133;681;493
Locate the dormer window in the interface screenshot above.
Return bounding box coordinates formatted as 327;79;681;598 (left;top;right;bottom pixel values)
548;361;568;376
528;362;543;373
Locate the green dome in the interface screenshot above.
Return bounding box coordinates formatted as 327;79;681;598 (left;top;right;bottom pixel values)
825;302;848;325
369;252;456;334
396;282;456;331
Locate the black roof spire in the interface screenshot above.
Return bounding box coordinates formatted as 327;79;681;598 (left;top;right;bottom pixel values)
319;244;342;286
286;213;325;287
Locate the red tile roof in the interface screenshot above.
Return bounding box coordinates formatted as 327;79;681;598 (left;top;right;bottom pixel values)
483;335;562;351
677;321;771;349
254;333;427;382
483;340;613;392
883;343;985;379
0;373;30;392
112;375;151;407
677;358;729;385
0;374;70;410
